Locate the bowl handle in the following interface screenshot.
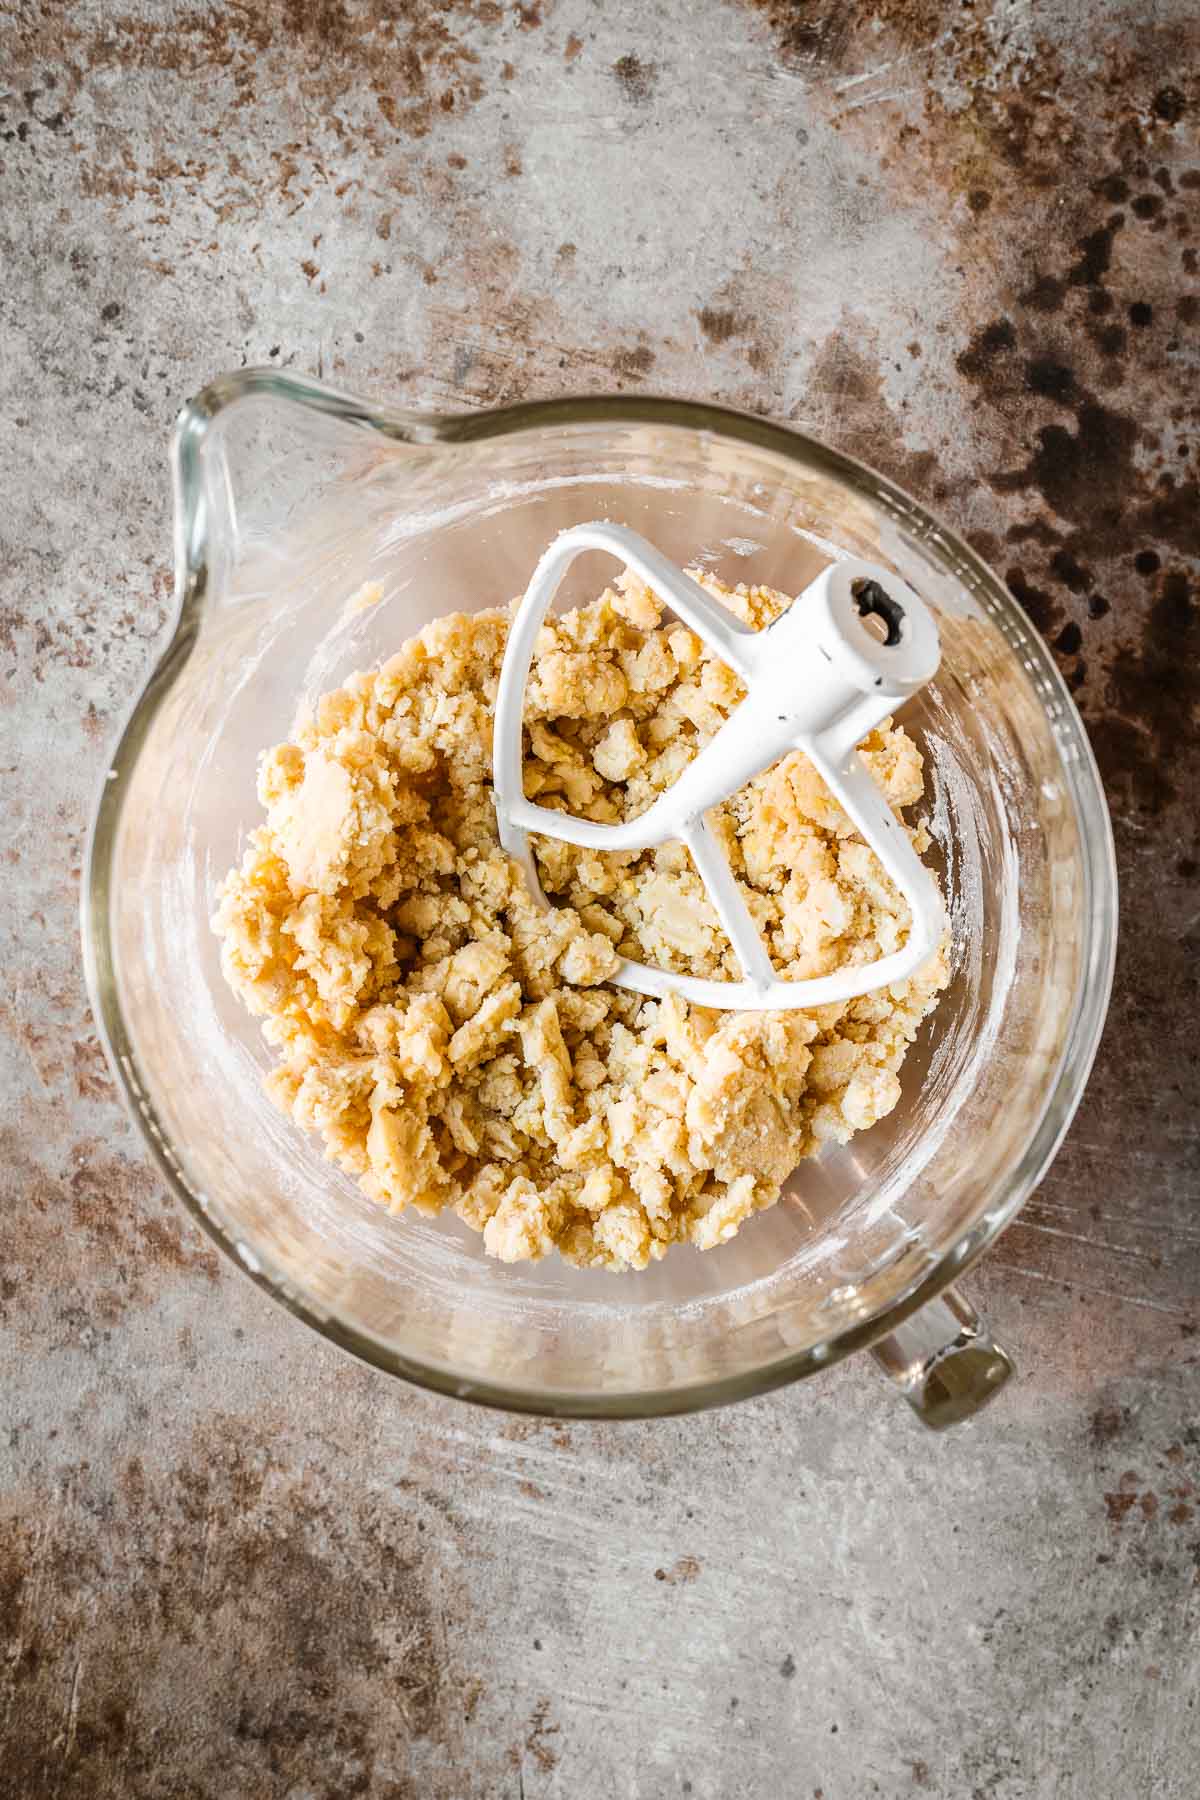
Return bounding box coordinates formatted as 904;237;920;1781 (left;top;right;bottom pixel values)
869;1287;1014;1429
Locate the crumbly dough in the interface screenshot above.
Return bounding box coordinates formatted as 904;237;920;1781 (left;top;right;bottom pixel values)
214;567;948;1271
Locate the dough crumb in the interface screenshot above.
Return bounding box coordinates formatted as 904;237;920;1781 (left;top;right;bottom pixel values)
214;567;948;1271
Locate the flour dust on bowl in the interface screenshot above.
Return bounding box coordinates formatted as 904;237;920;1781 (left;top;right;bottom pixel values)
82;373;1117;1423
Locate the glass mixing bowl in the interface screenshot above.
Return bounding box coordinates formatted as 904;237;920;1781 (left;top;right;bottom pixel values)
82;372;1117;1425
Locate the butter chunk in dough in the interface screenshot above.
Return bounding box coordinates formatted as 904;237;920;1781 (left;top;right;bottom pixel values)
214;570;948;1272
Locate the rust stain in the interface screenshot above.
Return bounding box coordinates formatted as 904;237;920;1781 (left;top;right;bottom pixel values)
653;1554;702;1584
1103;1492;1138;1523
499;1416;572;1448
697;306;747;345
0;1124;220;1331
806;323;944;499
1;0;526;176
742;0;1198;830
610;343;656;380
744;0;858;68
612;51;658;105
509;1697;560;1774
0;1413;472;1794
1090;1403;1131;1447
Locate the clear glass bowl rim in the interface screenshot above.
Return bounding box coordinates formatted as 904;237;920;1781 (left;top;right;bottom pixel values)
81;369;1119;1418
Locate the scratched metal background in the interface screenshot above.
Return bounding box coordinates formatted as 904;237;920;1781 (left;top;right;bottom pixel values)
1;2;1198;1795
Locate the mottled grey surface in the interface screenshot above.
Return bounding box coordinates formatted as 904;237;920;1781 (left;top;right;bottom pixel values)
2;1;1199;1795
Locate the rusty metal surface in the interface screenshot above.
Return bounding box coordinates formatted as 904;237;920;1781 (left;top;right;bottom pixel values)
1;1;1198;1794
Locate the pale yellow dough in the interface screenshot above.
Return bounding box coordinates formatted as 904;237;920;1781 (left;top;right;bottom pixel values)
213;567;948;1271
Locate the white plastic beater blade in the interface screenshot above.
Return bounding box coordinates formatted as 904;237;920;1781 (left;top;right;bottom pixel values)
492;522;946;1012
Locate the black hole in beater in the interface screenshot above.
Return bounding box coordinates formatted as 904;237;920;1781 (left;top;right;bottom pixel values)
851;577;905;648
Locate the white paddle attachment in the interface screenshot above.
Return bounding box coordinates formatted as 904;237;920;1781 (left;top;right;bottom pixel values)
493;524;944;1011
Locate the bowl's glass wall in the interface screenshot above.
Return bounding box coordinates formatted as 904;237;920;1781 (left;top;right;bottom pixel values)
106;401;1099;1403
